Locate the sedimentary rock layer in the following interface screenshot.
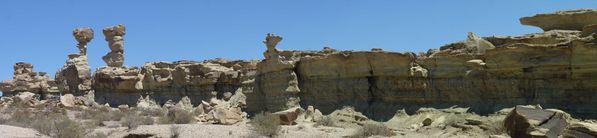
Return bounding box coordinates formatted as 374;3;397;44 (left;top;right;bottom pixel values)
2;9;597;121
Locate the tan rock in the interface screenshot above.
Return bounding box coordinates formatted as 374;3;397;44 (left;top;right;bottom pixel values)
102;24;126;67
0;62;56;97
211;106;244;125
73;27;94;55
300;106;324;123
175;96;193;111
263;33;282;59
59;94;75;107
520;9;597;31
272;107;303;125
465;32;495;55
13;92;38;107
504;105;568;138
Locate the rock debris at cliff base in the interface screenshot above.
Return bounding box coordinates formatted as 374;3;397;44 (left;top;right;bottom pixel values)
0;9;597;138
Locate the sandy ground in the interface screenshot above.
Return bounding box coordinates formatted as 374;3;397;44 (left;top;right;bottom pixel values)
93;123;355;138
0;125;50;138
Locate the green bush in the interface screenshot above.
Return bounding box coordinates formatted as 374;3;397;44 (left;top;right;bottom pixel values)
249;112;281;137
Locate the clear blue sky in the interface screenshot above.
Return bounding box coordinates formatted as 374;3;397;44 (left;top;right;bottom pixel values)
0;1;595;84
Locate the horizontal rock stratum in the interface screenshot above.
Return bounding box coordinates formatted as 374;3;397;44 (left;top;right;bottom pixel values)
2;9;597;121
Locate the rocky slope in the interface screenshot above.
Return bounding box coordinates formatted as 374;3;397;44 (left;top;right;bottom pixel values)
1;9;597;122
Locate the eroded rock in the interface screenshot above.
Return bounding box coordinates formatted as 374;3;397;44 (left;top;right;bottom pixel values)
102;24;126;67
520;9;597;31
504;105;568;138
0;62;57;97
55;27;94;95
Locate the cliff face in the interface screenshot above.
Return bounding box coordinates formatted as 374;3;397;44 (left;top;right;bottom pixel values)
251;9;597;120
94;59;258;106
2;9;597;121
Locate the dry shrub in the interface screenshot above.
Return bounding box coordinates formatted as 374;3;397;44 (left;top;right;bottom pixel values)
31;113;87;138
170;125;181;138
76;106;124;126
159;108;194;124
138;107;166;117
121;111;154;130
7;108;33;127
249;112;281;137
351;122;395;138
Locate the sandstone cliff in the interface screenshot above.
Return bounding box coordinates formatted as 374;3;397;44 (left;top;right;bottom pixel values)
1;9;597;121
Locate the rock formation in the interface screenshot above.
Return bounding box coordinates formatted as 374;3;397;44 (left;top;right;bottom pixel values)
250;33;301;113
465;32;495;55
55;27;94;95
504;105;569;138
1;9;597;123
0;62;58;97
93;66;143;105
139;60;257;106
102;24;126;67
520;9;597;31
73;27;94;55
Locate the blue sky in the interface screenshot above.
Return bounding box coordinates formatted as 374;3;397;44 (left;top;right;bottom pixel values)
0;1;595;85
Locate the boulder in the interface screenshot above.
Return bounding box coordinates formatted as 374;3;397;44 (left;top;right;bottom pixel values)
272;107;303;125
14;92;39;107
301;106;324;122
211;106;244;125
59;94;76;107
504;105;569;138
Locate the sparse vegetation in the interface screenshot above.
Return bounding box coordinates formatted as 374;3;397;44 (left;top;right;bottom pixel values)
159;108;194;124
249;112;281;137
351;122;395;138
170;125;181;138
28;112;88;138
121;110;155;130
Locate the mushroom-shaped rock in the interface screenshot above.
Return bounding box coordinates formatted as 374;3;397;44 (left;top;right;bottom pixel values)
73;27;94;55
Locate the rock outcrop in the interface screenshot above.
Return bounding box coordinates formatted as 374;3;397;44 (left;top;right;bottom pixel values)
93;66;143;105
521;9;597;31
102;24;126;67
0;62;58;97
250;33;301;113
2;9;597;123
55;27;93;95
140;60;257;105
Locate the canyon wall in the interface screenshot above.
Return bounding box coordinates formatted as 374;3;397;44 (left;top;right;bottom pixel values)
2;9;597;121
